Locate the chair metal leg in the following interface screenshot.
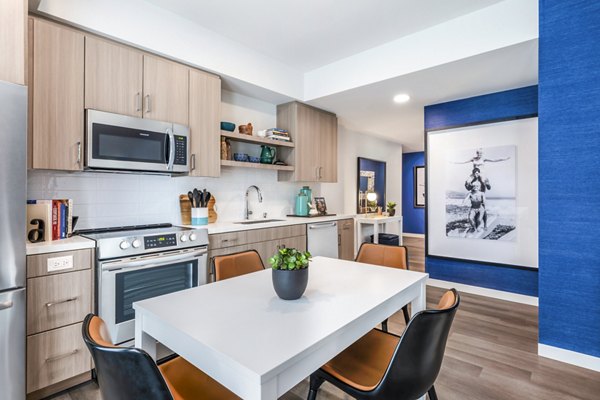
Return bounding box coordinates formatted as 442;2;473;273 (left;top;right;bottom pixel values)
428;385;438;400
307;374;325;400
402;305;411;324
381;319;388;332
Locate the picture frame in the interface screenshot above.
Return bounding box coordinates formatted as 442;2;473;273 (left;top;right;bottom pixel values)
314;197;327;215
414;166;425;208
426;117;539;269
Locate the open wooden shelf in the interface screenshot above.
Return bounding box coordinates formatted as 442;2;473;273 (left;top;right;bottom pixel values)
221;159;294;171
220;131;295;148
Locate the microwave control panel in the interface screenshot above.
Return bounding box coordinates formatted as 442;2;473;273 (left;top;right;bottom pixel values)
174;135;187;165
144;234;177;249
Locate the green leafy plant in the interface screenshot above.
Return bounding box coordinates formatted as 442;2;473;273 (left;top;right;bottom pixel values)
387;201;397;210
269;247;312;270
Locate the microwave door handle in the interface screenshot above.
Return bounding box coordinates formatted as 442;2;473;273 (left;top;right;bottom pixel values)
167;127;175;171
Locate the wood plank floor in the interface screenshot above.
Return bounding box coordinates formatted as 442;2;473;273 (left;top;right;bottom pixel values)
52;285;600;400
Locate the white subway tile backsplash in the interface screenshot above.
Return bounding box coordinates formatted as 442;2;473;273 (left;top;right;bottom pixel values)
28;170;313;230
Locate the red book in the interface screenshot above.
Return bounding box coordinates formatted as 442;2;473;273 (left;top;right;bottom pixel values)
52;200;59;240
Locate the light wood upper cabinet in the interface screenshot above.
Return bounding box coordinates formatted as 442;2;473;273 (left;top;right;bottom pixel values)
85;36;143;117
31;19;84;171
0;0;27;85
189;69;221;177
143;55;189;125
277;102;337;182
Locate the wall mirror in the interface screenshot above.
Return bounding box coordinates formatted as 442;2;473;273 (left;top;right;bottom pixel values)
357;157;386;213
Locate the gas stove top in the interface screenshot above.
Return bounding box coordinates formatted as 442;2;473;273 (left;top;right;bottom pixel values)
78;223;208;260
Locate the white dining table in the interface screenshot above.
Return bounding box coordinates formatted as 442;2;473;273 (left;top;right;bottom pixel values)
134;256;428;400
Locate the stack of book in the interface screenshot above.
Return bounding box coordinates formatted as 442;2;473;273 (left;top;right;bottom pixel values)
266;128;291;142
26;199;73;240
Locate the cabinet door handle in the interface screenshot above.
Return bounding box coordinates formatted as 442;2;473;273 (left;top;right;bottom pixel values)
45;349;79;363
136;92;142;112
145;94;151;113
319;167;323;179
191;154;196;171
45;296;78;308
338;234;341;246
315;167;319;181
76;142;82;165
221;238;238;243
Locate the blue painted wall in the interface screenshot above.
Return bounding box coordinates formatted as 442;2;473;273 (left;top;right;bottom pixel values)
538;1;600;358
402;152;425;234
424;85;539;296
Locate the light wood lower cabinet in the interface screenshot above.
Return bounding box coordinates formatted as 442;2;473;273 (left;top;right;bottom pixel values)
26;323;91;394
26;249;94;397
338;218;355;260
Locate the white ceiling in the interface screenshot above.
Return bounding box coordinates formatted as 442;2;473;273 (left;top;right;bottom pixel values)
138;0;537;152
308;40;539;152
144;0;504;72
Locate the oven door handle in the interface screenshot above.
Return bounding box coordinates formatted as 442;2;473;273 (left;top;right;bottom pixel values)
102;248;207;271
166;127;175;171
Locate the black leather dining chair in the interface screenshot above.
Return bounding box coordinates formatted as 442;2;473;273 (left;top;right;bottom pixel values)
82;314;239;400
307;289;460;400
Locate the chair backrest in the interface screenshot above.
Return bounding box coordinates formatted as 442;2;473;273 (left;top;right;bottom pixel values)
355;243;409;270
82;314;174;400
374;289;460;399
212;249;265;281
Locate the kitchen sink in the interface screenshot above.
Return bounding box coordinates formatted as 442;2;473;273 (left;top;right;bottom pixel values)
235;219;285;225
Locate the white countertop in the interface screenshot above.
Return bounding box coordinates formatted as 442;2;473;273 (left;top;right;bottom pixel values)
180;214;356;234
26;235;96;256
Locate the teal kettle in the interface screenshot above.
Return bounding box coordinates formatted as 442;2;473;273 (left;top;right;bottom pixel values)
260;145;276;164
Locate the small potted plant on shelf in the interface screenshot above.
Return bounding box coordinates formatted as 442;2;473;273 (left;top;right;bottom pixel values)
387;201;397;216
269;247;312;300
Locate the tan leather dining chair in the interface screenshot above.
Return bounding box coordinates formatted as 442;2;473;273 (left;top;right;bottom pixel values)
355;243;411;328
212;249;265;281
307;289;460;400
82;314;239;400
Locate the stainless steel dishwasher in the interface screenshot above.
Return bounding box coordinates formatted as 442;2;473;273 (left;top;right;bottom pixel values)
307;221;339;258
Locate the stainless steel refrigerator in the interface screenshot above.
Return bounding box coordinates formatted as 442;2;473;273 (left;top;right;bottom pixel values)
0;80;27;399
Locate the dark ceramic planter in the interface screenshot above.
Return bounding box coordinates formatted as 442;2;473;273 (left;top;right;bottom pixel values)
272;267;308;300
388;209;396;216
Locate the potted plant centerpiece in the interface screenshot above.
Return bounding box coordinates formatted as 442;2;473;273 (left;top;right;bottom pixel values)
387;201;397;216
269;247;311;300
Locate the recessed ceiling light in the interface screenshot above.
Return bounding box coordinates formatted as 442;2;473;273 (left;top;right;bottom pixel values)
393;94;410;103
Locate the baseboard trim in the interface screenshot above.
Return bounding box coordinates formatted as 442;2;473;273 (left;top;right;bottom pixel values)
427;278;538;306
402;233;425;238
538;344;600;372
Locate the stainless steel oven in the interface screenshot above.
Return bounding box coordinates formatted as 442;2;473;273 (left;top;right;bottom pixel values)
85;110;190;174
80;224;208;345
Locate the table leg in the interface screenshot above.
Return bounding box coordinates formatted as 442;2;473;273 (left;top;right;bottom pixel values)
135;312;157;360
373;223;379;244
398;219;403;245
410;280;427;316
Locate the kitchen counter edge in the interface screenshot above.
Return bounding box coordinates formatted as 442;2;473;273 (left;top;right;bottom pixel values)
26;236;96;256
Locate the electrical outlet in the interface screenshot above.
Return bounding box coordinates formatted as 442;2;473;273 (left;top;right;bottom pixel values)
47;255;74;272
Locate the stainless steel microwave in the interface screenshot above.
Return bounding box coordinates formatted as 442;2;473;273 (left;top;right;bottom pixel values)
85;110;190;174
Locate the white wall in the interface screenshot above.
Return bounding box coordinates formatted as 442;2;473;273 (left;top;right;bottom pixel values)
27;91;307;230
320;126;403;241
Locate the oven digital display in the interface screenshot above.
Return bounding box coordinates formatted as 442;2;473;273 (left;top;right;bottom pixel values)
144;234;177;249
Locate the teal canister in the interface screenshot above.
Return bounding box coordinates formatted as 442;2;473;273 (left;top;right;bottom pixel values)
300;186;312;203
295;193;309;216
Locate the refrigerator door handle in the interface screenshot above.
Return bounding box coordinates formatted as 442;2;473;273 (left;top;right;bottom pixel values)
0;300;13;310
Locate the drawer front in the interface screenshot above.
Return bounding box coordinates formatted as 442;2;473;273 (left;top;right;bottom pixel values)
209;231;248;249
279;235;307;252
339;218;354;231
27;323;91;394
246;224;306;243
27;249;94;278
27;270;92;335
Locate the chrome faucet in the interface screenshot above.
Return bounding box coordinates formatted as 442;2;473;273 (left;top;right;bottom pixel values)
244;185;263;220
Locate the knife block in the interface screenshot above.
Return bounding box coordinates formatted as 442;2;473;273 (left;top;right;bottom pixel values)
179;195;217;224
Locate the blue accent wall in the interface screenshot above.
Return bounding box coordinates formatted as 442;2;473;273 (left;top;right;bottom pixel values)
402;152;425;234
538;1;600;358
424;85;538;296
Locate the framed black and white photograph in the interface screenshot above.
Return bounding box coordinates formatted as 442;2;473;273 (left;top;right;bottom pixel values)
426;117;539;268
314;197;327;215
414;166;425;208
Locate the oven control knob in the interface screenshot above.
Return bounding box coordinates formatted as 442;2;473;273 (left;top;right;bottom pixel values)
180;234;188;242
189;233;197;241
119;240;130;250
132;239;141;248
